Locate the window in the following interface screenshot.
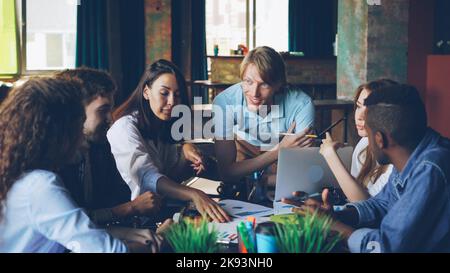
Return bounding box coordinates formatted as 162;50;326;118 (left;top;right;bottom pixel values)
254;0;289;52
21;0;78;72
1;0;78;78
205;0;247;57
205;0;288;57
0;0;20;78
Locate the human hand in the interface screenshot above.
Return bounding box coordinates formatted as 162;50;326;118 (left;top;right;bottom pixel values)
282;188;334;217
131;191;162;216
282;189;355;240
190;189;231;223
319;132;343;158
125;231;164;253
156;218;174;235
107;226;156;245
183;143;206;175
278;123;315;150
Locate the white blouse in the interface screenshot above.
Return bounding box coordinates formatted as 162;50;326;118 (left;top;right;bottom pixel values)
107;114;185;199
350;137;393;197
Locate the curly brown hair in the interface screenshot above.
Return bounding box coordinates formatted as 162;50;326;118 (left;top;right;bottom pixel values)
0;78;86;220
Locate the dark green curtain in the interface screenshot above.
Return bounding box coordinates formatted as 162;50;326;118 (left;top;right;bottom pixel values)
117;0;145;104
76;0;145;105
289;0;336;57
172;0;208;104
191;0;208;103
76;0;109;69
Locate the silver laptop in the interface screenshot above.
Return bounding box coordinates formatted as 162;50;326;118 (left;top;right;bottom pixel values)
274;146;353;214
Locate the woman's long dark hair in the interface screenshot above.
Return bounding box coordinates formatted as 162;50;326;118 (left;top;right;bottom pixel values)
0;78;85;220
113;59;190;143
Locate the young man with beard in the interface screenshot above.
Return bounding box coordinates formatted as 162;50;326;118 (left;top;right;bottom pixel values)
56;68;162;226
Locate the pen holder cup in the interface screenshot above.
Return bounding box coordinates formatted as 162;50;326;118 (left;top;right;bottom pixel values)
255;222;278;253
237;221;278;253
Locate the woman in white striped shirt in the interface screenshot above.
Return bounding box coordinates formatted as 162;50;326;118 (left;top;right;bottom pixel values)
108;60;230;223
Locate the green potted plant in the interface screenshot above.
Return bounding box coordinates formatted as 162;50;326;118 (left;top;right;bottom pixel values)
274;212;342;253
162;217;219;253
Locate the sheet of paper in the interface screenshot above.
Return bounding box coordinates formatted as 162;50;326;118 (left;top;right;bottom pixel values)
217;199;273;218
273;201;298;215
209;199;273;244
185;177;221;195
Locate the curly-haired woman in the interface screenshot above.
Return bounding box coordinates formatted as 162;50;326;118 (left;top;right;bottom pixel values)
0;78;161;253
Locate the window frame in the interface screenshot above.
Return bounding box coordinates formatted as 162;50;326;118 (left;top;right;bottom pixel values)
245;0;272;50
0;0;21;80
19;0;63;76
206;0;288;56
0;0;75;80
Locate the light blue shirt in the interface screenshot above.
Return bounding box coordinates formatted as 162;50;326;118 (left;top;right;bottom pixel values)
213;83;315;148
0;170;128;253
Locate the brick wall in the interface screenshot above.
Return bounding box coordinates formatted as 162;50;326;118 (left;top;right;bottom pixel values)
210;56;336;85
144;0;172;64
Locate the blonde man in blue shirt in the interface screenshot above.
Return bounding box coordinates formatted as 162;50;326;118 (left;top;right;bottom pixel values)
213;46;315;187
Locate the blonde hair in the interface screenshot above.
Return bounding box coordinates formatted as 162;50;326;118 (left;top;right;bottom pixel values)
240;46;286;88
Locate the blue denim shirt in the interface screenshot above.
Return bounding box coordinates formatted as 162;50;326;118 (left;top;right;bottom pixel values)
347;128;450;253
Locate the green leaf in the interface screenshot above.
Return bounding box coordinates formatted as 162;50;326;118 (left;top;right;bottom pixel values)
274;211;342;253
164;217;219;253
